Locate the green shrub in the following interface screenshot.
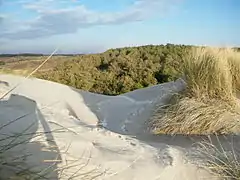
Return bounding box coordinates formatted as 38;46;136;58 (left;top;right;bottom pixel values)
37;44;191;95
0;61;5;66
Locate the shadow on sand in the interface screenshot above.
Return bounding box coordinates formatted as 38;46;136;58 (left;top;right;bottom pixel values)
0;94;61;179
0;75;238;179
69;84;240;161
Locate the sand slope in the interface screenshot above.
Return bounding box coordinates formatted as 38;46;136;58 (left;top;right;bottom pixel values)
0;74;222;180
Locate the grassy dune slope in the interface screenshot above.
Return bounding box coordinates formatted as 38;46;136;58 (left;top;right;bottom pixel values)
150;47;240;135
0;45;240;179
148;47;240;180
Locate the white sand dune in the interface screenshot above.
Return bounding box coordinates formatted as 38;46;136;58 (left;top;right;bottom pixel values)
0;74;236;179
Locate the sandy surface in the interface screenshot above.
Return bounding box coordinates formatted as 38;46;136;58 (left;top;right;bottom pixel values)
0;74;233;180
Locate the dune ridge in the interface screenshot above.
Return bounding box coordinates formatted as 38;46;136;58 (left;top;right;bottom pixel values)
0;74;233;180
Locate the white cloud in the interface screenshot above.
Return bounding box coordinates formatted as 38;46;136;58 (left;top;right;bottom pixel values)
0;0;180;40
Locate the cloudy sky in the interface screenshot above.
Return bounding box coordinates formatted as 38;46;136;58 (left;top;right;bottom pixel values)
0;0;239;54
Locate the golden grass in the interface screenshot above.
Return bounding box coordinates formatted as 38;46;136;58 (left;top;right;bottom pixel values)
150;97;240;135
183;47;237;103
228;51;240;92
0;56;67;78
150;47;240;135
0;68;31;76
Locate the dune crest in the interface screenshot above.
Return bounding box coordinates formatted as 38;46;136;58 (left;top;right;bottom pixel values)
0;74;222;180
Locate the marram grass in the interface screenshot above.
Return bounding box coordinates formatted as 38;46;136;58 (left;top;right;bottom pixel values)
150;96;240;135
197;137;240;180
182;47;236;103
150;47;240;135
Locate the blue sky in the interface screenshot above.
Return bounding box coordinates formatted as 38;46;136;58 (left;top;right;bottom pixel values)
0;0;239;54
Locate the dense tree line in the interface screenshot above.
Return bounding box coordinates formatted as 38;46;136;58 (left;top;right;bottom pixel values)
37;44;194;95
0;53;45;57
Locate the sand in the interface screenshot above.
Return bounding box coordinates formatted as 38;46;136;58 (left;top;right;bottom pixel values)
0;74;231;180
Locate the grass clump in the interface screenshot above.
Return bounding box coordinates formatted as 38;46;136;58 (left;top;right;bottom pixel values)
182;48;235;102
150;47;240;135
197;137;240;180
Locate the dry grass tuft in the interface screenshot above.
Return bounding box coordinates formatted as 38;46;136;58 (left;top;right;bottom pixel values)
150;47;240;135
150;97;240;135
197;137;240;180
182;47;238;103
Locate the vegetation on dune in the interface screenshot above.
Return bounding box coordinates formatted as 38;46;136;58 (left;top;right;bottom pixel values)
0;56;67;76
36;44;192;95
150;47;240;135
0;61;5;66
2;45;240;135
1;44;239;97
1;44;240;180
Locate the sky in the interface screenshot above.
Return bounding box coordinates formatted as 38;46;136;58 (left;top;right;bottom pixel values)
0;0;239;54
